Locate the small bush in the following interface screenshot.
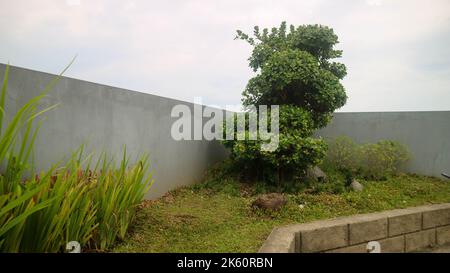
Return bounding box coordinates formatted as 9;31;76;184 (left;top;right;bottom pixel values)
323;136;411;180
359;140;410;180
222;105;327;184
324;136;359;174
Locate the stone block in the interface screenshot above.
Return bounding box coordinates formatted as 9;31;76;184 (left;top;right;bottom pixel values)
325;243;367;253
300;223;348;252
258;227;295;253
388;212;422;236
349;216;387;245
378;236;405;253
436;226;450;245
423;208;450;229
405;229;436;252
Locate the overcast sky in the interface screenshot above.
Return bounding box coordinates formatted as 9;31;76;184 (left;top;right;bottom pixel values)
0;0;449;112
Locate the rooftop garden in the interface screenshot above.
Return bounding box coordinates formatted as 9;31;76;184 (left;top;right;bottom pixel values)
1;21;449;254
114;170;450;252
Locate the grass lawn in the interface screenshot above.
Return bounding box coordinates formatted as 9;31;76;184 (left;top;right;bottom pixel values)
113;174;450;253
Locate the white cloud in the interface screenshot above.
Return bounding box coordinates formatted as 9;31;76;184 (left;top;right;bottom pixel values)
66;0;81;6
366;0;383;6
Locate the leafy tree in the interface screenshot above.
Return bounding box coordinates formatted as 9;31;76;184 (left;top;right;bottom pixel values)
225;22;347;184
236;22;347;127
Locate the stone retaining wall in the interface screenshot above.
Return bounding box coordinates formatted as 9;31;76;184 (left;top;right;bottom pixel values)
259;203;450;253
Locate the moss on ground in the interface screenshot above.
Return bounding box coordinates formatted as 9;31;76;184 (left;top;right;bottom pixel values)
113;174;450;253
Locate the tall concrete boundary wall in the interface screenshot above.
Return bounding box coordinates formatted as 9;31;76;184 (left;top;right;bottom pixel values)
317;111;450;178
3;63;449;199
0;63;228;199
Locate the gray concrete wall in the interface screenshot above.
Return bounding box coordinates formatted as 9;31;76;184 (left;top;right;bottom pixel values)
2;62;449;199
0;63;228;199
317;111;450;178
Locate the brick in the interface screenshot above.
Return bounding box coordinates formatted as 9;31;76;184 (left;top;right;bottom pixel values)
349;217;387;245
405;229;436;252
436;226;450;245
325;243;367;253
388;212;422;236
258;227;295;253
378;236;405;253
325;236;405;253
300;224;348;253
423;208;450;229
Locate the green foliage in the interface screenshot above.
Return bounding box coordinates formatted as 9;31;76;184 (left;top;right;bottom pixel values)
241;49;346;126
92;150;152;250
223;106;327;184
225;22;347;184
359;140;411;180
1;150;152;253
114;174;450;253
196;159;346;196
323;136;411;180
0;65;152;252
0;64;58;250
324;136;359;174
236;23;346;77
236;22;347;126
191;160;243;196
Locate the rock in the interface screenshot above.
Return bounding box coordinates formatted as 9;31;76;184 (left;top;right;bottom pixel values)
350;179;363;192
251;193;287;211
306;166;327;182
161;192;175;203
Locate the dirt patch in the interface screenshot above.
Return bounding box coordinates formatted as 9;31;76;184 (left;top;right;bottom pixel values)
161;192;175;203
169;214;198;225
138;200;156;209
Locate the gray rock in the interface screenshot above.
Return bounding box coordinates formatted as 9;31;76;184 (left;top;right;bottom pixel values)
306;166;327;182
252;193;287;211
350;179;363;192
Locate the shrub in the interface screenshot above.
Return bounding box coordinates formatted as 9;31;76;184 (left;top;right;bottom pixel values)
92;151;152;250
223;22;347;185
323;136;359;174
359;140;410;180
222;105;327;184
323;136;411;180
0;65;153;252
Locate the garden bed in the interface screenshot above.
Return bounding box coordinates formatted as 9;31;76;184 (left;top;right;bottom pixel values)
113;174;450;253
